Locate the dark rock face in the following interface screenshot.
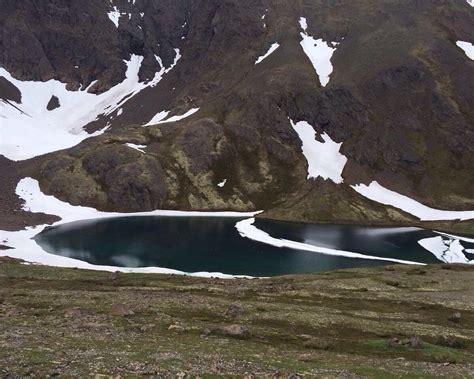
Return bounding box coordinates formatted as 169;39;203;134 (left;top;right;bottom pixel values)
105;157;168;212
0;76;21;102
40;143;168;212
1;0;473;225
46;95;60;111
0;0;191;91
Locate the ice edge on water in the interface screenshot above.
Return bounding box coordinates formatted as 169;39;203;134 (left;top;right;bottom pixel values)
235;218;424;266
0;177;261;279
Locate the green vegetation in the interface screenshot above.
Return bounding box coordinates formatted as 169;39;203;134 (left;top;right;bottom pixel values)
1;259;473;377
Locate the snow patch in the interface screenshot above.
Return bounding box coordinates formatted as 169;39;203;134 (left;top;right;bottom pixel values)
290;119;347;183
352;181;474;221
299;17;338;87
107;7;121;27
235;218;423;265
218;179;227;188
0;177;261;278
125;143;146;153
456;41;474;60
261;9;268;28
145;110;170;126
149;108;200;124
255;43;280;65
418;236;473;264
0;49;181;161
467;0;474;7
299;17;308;32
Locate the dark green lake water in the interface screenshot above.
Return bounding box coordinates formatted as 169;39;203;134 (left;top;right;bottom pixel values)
34;217;443;276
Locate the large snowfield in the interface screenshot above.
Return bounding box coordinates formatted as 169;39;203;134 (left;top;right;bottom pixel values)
0;50;181;161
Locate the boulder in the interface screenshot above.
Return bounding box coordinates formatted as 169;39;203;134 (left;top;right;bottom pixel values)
220;324;250;339
64;307;86;318
224;303;244;318
110;304;134;316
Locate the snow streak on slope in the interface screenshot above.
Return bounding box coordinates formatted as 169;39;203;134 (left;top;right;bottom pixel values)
418;236;473;264
456;41;474;60
299;17;339;87
107;6;121;27
145;111;170;125
0;178;260;278
125;143;147;153
255;43;280;64
0;50;181;161
467;0;474;7
261;9;268;28
290;119;347;183
352;182;474;221
235;218;422;265
146;108;200;125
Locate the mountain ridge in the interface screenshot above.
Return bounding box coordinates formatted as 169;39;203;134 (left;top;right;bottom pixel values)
1;0;473;233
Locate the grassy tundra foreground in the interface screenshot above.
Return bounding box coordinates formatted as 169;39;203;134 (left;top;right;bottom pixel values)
0;258;473;378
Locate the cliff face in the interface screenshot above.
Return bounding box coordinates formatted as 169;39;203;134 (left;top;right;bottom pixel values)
0;0;190;91
1;0;473;227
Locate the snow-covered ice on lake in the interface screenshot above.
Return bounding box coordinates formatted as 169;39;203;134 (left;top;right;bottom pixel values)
352;182;474;221
435;231;474;244
290;119;347;183
418;236;473;264
255;43;280;64
299;17;339;87
456;41;474;60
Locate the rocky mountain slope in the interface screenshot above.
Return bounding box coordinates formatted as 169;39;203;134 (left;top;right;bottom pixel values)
1;0;473;231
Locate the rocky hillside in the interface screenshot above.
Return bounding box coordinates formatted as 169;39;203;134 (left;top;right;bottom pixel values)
1;0;473;230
